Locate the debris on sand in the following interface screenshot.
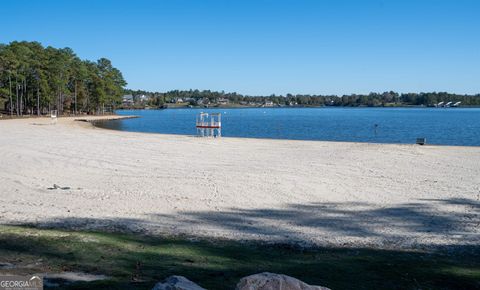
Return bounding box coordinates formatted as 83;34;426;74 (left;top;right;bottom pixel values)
47;184;71;190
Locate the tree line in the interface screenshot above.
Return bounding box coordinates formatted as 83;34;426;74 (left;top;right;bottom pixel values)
0;41;126;116
125;89;480;108
2;41;477;115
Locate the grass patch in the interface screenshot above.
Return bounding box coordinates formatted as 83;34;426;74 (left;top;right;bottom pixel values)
0;225;478;289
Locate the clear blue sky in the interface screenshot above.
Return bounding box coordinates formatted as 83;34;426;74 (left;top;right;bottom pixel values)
1;0;479;95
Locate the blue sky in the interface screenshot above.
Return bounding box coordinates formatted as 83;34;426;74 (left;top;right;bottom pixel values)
1;0;479;95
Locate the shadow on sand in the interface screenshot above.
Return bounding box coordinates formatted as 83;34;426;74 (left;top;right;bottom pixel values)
0;198;479;289
24;197;480;249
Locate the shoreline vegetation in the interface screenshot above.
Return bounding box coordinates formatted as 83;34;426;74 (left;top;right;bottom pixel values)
1;41;480;118
0;41;126;117
120;104;480;110
121;90;480;110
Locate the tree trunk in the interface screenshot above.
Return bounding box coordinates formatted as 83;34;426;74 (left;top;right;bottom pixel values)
23;78;27;115
15;79;19;116
37;85;40;116
57;83;61;116
84;84;89;114
20;81;23;116
8;74;13;116
19;78;24;116
74;80;77;115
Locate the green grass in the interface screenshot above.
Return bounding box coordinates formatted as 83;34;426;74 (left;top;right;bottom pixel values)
0;225;478;289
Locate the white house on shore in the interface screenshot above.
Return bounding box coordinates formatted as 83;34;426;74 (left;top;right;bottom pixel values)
122;94;134;106
264;100;274;107
137;94;150;103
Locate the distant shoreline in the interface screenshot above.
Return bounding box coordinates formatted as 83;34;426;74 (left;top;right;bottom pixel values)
118;104;480;110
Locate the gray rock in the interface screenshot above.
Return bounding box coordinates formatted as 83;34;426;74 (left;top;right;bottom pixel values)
152;276;206;290
236;272;330;290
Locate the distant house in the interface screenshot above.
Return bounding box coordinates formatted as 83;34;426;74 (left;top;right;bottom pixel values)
264;100;274;107
122;94;134;106
137;94;150;103
176;98;184;103
218;98;229;105
197;98;210;106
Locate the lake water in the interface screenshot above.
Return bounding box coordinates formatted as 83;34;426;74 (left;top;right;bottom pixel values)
95;108;480;146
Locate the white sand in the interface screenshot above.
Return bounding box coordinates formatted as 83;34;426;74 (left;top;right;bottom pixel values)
0;116;479;249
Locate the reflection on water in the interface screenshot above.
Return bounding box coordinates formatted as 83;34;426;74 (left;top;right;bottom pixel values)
94;108;480;146
95;119;126;131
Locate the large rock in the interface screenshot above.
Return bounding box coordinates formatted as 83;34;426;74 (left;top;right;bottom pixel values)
236;272;330;290
152;275;206;290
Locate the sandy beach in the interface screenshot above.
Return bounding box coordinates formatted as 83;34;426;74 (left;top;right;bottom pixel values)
0;116;479;249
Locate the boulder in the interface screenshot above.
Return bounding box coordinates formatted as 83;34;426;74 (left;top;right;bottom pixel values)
236;272;330;290
152;275;206;290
